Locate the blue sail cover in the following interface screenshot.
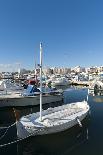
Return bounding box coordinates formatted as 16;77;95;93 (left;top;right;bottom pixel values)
22;85;40;96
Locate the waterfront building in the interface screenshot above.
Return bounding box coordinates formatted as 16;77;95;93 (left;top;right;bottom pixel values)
97;66;103;73
71;66;85;73
86;66;98;74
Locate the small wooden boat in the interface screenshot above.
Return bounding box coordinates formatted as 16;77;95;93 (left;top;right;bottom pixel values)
16;43;90;139
16;100;89;139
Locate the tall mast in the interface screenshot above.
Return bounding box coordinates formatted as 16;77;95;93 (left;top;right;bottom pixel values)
40;42;42;121
35;61;37;81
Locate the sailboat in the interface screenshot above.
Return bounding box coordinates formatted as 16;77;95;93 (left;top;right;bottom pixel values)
16;43;90;139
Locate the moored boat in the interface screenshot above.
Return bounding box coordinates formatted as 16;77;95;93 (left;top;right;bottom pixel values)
16;100;89;139
0;86;63;107
16;43;90;139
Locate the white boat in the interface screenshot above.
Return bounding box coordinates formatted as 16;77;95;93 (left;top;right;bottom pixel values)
16;43;90;139
0;84;63;107
0;92;63;107
52;76;69;86
0;79;23;91
89;80;103;90
16;100;89;139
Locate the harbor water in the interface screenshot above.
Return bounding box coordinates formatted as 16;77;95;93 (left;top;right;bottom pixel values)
0;87;103;155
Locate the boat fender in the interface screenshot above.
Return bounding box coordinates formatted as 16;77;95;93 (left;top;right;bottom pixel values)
76;117;82;127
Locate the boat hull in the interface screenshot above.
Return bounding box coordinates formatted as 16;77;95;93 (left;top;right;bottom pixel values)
0;94;63;107
16;102;89;139
52;81;68;86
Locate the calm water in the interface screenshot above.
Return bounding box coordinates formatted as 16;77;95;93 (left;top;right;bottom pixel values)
0;87;103;155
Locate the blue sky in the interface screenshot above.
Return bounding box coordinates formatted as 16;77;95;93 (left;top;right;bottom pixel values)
0;0;103;71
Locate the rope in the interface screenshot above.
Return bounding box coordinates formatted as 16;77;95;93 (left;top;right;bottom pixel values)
0;124;45;148
0;122;16;140
0;123;16;130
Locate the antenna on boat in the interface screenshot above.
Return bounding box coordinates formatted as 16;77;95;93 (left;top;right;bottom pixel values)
40;42;43;121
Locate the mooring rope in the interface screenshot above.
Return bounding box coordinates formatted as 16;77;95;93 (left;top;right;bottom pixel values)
0;123;45;148
0;122;17;140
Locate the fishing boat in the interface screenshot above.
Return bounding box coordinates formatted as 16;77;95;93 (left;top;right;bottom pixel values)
16;43;90;139
0;90;63;107
51;76;69;86
0;82;63;107
0;60;63;108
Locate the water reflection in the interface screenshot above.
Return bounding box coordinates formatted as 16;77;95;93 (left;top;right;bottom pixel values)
88;89;103;103
93;97;103;103
89;89;103;96
17;117;90;155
